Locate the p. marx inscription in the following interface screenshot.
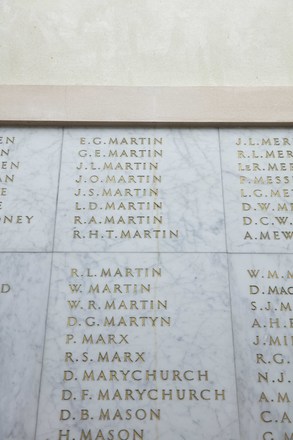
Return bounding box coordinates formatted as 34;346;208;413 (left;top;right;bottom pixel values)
36;253;239;440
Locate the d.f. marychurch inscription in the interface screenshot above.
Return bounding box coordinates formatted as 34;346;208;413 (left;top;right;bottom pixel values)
0;127;293;440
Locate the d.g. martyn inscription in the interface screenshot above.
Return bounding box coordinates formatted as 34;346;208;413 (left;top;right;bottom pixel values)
36;253;239;440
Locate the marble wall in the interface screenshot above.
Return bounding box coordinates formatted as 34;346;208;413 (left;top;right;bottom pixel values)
0;127;292;440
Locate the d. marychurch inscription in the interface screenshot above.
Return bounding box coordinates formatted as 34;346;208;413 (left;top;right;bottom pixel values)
36;253;237;440
0;127;293;440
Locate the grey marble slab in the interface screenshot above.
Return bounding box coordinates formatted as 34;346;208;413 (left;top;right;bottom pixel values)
0;127;62;251
3;126;293;440
0;253;52;440
54;128;226;252
229;253;293;440
36;252;240;440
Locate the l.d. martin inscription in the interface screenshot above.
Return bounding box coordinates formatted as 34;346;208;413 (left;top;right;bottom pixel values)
71;135;179;242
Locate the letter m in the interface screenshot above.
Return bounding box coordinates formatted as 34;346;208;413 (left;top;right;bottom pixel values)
99;409;110;420
268;271;278;279
80;431;92;440
278;392;290;402
82;370;94;381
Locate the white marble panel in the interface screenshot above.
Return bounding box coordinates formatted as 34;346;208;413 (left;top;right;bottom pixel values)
229;254;293;440
36;253;239;440
54;128;226;252
0;253;52;440
0;127;62;251
220;128;293;253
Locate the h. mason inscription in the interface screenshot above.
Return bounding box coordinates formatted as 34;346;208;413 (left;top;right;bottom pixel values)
0;127;293;440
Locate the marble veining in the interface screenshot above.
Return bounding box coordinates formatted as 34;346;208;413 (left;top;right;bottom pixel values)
0;253;52;440
220;128;293;253
229;254;293;440
0;127;62;251
35;253;240;440
54;128;226;252
2;127;293;439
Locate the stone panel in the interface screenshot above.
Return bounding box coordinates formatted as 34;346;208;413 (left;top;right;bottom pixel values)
54;128;226;252
220;128;293;253
229;254;293;440
0;127;62;251
36;252;239;440
0;253;52;440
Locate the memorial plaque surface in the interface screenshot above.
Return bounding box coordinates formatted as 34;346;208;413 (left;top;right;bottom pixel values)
0;253;52;440
0;127;62;251
220;129;293;252
1;126;293;440
229;254;293;440
55;128;226;252
36;252;239;440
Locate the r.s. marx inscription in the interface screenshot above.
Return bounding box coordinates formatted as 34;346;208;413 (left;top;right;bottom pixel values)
36;253;238;440
1;127;293;440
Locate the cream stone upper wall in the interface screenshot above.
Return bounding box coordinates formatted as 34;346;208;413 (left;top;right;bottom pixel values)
1;0;292;86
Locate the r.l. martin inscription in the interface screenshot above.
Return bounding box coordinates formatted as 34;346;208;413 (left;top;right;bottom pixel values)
35;253;239;440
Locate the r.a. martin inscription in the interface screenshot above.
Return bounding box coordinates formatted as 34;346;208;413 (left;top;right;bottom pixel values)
54;128;225;252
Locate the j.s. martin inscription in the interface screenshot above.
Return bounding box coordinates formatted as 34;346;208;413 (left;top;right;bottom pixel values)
54;128;225;252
